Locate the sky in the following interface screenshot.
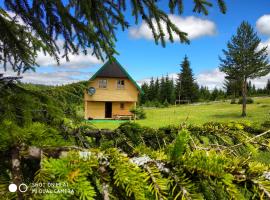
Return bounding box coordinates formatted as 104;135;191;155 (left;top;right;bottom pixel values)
1;0;270;89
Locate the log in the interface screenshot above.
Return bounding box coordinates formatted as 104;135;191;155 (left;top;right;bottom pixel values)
83;129;114;145
25;146;86;159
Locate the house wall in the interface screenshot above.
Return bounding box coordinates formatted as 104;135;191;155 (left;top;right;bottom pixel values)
85;101;105;119
84;78;139;102
85;101;136;119
112;102;135;116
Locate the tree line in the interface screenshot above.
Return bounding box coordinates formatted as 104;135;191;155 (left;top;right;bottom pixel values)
139;55;222;106
141;21;270;117
140;55;270;107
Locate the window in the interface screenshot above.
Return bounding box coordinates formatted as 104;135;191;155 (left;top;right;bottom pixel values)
99;79;107;88
117;80;125;89
120;103;125;110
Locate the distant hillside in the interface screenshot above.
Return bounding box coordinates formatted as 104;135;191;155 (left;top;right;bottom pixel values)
0;81;88;126
21;81;88;106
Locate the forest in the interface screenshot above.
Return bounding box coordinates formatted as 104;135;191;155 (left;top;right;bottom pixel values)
140;56;270;107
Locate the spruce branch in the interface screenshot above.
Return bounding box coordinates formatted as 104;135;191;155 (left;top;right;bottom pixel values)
226;129;270;150
1;0;227;73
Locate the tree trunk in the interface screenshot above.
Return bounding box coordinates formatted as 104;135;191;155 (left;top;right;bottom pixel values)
11;146;23;200
241;78;247;117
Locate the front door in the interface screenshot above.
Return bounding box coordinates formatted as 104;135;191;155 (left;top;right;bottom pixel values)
105;102;112;118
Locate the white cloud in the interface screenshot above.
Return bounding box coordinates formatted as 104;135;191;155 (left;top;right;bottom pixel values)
257;15;270;58
129;15;217;41
36;51;102;69
196;69;269;90
36;39;103;69
20;71;90;85
0;68;92;85
258;39;270;56
256;14;270;35
253;73;270;89
196;68;225;90
0;45;99;85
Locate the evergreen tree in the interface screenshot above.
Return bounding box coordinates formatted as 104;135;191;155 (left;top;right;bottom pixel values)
210;88;219;101
154;78;160;101
223;77;242;99
140;83;149;104
178;55;198;102
266;79;270;95
252;84;256;95
165;74;171;103
148;77;155;101
219;21;270;116
247;81;253;95
246;81;256;96
199;86;211;100
159;76;167;103
192;82;200;102
0;0;226;74
170;79;176;104
164;74;176;104
175;69;182;102
224;79;233;96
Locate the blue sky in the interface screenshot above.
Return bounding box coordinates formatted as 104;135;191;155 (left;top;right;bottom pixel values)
114;0;270;83
1;0;270;88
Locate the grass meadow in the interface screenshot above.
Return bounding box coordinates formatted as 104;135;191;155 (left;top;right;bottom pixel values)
86;97;270;129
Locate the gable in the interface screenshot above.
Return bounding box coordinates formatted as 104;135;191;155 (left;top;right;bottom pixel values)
94;62;127;78
90;58;143;94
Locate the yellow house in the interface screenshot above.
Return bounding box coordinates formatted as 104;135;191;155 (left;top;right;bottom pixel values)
84;58;143;119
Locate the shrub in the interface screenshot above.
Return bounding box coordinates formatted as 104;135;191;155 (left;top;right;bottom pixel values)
230;99;236;104
143;100;163;108
261;120;270;129
130;107;146;119
238;97;254;104
163;99;170;107
154;100;163;108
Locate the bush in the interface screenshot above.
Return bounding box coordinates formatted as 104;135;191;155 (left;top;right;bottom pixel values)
261;120;270;129
130;107;146;119
238;97;254;104
230;99;236;104
143;100;163;108
163;99;169;107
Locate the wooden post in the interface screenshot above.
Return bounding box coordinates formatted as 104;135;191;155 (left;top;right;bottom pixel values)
134;102;136;122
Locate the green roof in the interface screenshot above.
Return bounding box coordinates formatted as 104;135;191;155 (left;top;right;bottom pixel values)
90;58;143;94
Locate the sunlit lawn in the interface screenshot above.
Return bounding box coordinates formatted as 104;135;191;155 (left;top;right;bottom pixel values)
87;97;270;129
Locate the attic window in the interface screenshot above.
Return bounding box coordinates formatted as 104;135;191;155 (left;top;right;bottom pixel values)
117;80;125;89
99;79;107;88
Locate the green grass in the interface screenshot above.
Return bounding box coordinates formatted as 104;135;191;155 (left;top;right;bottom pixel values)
87;97;270;129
